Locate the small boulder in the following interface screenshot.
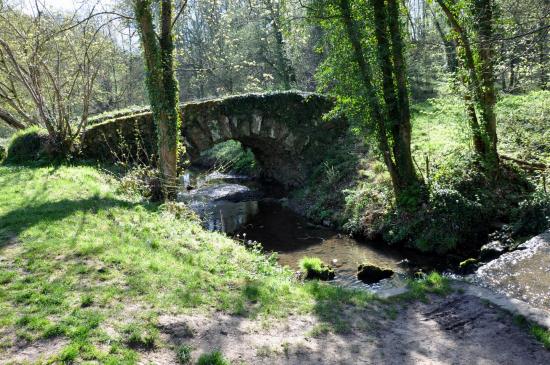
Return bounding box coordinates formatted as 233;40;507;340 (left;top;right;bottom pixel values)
299;257;335;281
480;240;507;261
458;258;478;274
357;263;394;284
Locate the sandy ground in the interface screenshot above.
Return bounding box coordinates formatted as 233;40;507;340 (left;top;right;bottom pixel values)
136;292;550;365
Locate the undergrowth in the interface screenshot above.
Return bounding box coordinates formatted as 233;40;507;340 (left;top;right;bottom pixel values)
299;91;549;254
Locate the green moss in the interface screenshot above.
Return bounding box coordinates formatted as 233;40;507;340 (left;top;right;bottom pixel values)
459;258;478;270
299;257;335;281
4;126;49;164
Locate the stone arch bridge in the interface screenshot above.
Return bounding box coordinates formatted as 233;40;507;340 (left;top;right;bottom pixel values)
82;92;347;187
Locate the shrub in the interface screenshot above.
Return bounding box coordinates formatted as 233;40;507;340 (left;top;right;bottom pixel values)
197;351;231;365
512;191;550;237
5;126;49;164
118;166;163;202
0;144;5;161
176;344;193;364
293;133;361;226
382;153;540;254
417;186;487;253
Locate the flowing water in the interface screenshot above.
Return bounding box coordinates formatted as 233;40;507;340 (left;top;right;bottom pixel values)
178;170;433;290
473;232;550;309
178;170;550;306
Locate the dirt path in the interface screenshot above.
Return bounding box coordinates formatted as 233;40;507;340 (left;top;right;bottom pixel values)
138;292;550;365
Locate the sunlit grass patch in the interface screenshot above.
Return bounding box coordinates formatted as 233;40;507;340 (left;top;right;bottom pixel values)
401;272;452;302
0;164;378;362
531;325;550;350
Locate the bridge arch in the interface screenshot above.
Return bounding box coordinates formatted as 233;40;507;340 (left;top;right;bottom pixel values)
82;91;347;187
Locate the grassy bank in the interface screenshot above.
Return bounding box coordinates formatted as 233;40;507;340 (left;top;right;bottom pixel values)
292;91;550;254
0;164;377;363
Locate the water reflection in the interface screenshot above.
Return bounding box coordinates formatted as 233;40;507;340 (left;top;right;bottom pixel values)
202;200;259;233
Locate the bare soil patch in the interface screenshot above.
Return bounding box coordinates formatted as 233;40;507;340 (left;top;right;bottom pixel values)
137;293;550;365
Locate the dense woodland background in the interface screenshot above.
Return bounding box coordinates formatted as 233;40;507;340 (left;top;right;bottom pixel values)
0;0;547;120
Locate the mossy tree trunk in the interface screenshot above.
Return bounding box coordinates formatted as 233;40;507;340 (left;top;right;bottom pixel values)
339;0;424;205
386;0;423;199
472;0;498;165
436;0;499;167
134;0;182;197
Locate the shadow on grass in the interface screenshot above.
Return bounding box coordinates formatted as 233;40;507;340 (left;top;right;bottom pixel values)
0;195;157;249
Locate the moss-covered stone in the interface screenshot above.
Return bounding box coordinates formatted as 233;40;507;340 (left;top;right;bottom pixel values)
5;127;49;164
357;263;394;284
458;258;479;274
299;257;335;281
81;91;347;187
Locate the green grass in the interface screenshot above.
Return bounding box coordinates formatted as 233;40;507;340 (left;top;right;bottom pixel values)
197;350;231;365
0;164;375;362
299;257;325;272
531;325;550;350
514;315;550;350
399;272;452;302
411;90;550;165
176;344;193;364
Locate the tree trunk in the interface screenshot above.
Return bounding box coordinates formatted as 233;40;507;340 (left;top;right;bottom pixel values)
472;0;498;165
539;0;549;90
265;0;295;90
429;5;458;73
338;0;400;195
387;0;421;194
134;0;181;197
436;0;498;165
340;0;423;204
0;108;25;130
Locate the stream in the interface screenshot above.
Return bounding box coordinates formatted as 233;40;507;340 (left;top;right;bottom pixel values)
178;170;439;291
177;170;550;309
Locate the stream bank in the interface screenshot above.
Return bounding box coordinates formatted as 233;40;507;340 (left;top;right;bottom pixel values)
177;169;550;319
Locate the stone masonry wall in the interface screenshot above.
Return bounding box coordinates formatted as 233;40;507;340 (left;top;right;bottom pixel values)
81;91;347;187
